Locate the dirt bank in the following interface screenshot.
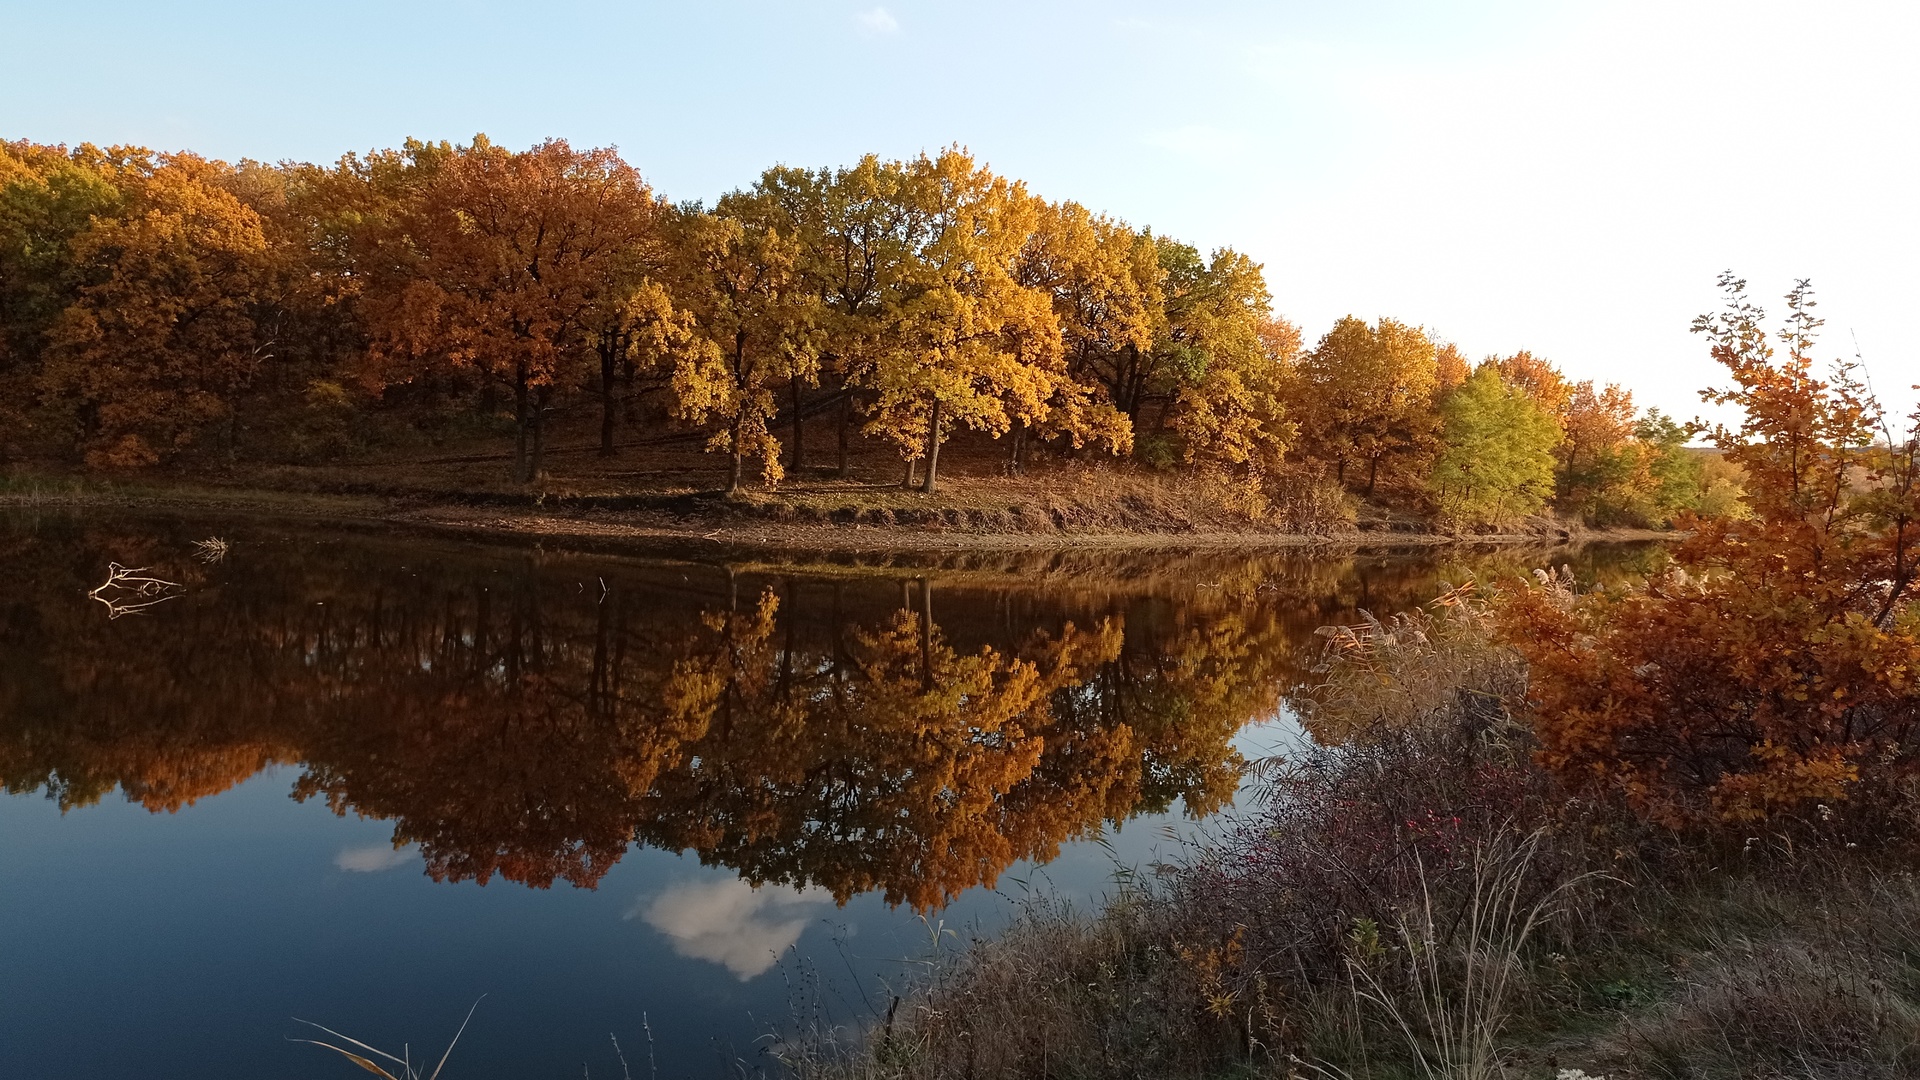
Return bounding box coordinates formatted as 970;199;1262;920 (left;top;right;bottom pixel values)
0;472;1670;561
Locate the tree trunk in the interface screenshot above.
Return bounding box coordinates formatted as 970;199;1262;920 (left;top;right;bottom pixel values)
728;419;744;494
728;334;748;494
903;455;918;489
529;385;551;481
1008;417;1026;475
591;596;610;715
513;363;531;484
600;339;617;456
837;388;852;477
921;398;944;495
1119;345;1141;420
1336;456;1347;485
918;577;934;690
789;373;804;474
1366;454;1379;496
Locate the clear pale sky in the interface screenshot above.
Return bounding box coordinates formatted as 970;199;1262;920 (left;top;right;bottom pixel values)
4;0;1916;424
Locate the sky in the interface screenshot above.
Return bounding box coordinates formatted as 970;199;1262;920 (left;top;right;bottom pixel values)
4;0;1917;424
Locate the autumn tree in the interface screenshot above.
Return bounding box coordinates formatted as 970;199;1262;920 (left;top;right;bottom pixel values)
1491;349;1570;417
646;200;819;491
1060;235;1293;481
1010;198;1148;470
359;136;658;482
867;149;1062;493
586;210;672;457
747;156;920;475
1554;378;1637;513
1290;316;1439;494
1150;244;1295;493
1502;274;1920;825
39;152;274;466
1433;341;1470;396
0;142;133;457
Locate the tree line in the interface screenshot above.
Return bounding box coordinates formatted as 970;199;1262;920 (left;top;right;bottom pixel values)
0;135;1730;525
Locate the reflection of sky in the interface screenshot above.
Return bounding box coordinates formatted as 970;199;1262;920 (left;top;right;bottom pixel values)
1;776;819;1078
1230;703;1311;764
1;744;1285;1079
2;769;1187;1080
634;879;832;979
334;843;415;873
2;756;1244;1080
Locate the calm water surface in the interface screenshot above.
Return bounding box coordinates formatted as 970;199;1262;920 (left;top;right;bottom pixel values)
0;514;1660;1079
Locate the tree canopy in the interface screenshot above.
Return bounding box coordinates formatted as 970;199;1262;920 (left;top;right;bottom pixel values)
0;133;1714;530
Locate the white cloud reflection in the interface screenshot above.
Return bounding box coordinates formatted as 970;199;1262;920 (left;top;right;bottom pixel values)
632;878;832;980
334;843;415;873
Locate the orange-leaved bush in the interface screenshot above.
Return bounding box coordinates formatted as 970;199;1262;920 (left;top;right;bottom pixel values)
1500;274;1919;825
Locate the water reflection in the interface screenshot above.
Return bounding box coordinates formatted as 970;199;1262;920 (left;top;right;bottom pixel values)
0;518;1664;915
334;843;418;873
635;879;834;980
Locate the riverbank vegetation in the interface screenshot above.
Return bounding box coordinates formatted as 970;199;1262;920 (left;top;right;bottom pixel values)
778;281;1920;1076
2;136;1730;536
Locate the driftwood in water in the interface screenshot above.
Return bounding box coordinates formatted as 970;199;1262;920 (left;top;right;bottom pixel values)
88;562;182;620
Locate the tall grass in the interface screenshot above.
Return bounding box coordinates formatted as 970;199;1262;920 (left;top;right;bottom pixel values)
292;998;482;1080
785;579;1920;1079
1344;829;1601;1080
0;474;97;506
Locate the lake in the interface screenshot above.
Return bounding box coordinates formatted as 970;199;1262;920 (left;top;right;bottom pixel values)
0;513;1661;1078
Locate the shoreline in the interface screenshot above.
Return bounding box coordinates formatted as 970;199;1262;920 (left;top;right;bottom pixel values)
0;476;1674;561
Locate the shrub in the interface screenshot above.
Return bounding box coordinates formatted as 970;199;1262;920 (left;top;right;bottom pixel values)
786;587;1611;1080
1500;275;1920;827
1269;461;1358;535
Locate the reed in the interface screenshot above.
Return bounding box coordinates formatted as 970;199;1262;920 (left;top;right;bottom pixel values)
292;997;482;1080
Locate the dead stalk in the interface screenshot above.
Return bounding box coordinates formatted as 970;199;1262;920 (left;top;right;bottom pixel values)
192;536;231;563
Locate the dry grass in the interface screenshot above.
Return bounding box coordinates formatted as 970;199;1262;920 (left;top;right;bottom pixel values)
1345;830;1604;1080
10;406;1376;539
0;473;96;506
781;590;1605;1080
783;582;1920;1080
292;997;483;1080
1591;864;1920;1080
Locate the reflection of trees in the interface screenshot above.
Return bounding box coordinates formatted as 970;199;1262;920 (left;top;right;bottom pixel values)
0;521;1661;908
0;526;1264;908
648;587;1130;907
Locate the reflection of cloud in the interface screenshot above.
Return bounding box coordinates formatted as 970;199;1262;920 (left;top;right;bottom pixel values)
854;6;899;36
335;844;414;873
631;878;831;980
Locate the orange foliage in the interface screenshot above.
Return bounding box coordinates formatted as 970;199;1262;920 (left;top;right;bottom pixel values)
0;529;1292;905
1501;275;1920;824
1491;349;1571;417
358;136;659;482
41;152;271;465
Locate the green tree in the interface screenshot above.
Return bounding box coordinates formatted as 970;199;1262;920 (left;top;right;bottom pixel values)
1429;362;1560;526
1634;408;1705;523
